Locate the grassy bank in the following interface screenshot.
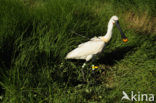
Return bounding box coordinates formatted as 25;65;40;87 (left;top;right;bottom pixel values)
0;0;156;102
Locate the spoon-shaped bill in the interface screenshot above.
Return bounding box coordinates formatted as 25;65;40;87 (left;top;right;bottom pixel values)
115;21;128;42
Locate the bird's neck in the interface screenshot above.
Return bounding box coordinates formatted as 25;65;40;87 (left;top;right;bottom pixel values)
103;20;114;42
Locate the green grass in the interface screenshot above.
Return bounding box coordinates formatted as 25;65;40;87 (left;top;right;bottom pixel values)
0;0;156;102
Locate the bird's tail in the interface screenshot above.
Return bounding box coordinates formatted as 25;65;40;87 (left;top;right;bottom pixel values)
65;50;76;59
65;53;72;59
65;55;69;59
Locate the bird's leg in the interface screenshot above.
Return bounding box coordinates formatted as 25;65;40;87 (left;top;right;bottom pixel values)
91;56;96;68
82;62;86;68
81;62;87;81
91;56;99;70
81;68;85;81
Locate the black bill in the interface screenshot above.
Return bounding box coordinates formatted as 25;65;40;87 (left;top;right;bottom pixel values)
115;20;128;42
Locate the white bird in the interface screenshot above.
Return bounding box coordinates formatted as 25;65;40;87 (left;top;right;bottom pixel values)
66;16;128;68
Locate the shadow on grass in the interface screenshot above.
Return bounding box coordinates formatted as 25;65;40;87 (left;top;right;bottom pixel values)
97;46;136;66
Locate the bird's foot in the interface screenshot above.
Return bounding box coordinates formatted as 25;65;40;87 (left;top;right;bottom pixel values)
91;65;99;70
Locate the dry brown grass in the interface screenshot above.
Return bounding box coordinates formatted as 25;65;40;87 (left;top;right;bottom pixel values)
123;11;156;34
93;2;156;34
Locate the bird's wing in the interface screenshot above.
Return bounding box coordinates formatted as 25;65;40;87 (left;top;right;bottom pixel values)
90;36;99;41
78;36;99;47
66;39;105;59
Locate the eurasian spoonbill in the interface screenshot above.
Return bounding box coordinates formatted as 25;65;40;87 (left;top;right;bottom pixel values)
66;16;128;68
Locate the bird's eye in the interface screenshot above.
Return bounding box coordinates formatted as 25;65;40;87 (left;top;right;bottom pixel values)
112;19;116;24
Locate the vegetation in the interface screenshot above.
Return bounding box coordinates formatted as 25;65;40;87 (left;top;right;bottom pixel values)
0;0;155;102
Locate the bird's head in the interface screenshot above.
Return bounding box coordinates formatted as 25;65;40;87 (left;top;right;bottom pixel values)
111;15;128;43
111;16;119;24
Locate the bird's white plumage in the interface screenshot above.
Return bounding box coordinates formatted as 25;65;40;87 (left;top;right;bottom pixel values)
66;37;105;61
